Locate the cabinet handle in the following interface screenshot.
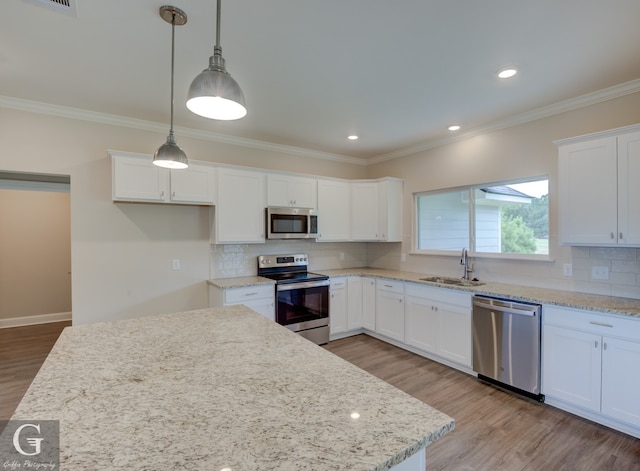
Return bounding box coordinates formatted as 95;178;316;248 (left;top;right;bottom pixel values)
384;284;393;288
160;190;165;197
243;292;259;297
603;342;608;350
595;340;599;349
620;232;623;240
610;232;615;239
399;299;402;303
172;191;176;197
589;321;613;328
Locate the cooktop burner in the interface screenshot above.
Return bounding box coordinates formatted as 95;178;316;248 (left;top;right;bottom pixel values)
257;253;328;284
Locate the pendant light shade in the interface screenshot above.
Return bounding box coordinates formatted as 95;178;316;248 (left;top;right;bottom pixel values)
186;0;247;120
154;5;189;170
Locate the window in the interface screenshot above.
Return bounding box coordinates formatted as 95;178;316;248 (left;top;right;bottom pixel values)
415;178;549;258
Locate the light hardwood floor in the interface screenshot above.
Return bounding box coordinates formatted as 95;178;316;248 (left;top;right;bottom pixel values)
324;334;640;471
2;323;639;469
0;320;71;420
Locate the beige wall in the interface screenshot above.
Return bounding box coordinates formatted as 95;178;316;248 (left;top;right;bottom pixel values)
0;189;71;320
365;91;640;298
0;108;367;325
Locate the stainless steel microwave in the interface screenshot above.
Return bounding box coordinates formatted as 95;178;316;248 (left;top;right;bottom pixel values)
266;207;318;239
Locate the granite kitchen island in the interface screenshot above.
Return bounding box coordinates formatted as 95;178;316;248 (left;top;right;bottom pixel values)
11;306;454;470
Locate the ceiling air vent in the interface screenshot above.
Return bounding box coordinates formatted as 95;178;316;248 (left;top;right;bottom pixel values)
23;0;79;17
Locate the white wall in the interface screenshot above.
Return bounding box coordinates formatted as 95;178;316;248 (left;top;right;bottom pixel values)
366;91;640;299
0;106;367;325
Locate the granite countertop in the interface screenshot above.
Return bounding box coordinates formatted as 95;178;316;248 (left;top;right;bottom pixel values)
11;306;454;470
208;275;275;289
317;268;640;318
209;268;640;318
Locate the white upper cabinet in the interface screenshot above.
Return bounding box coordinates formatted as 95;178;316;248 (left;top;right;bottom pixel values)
111;151;215;205
212;167;266;244
267;174;317;208
378;178;403;242
558;126;640;246
169;164;216;204
351;182;380;241
317;179;351;241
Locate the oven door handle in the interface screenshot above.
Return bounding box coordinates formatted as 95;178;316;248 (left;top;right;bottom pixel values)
276;280;330;291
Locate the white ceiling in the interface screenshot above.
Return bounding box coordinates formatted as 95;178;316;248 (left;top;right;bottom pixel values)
3;0;640;161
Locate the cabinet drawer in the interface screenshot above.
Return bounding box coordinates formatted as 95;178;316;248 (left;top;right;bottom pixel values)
376;279;404;294
225;285;274;304
330;278;347;290
543;305;640;340
405;282;471;308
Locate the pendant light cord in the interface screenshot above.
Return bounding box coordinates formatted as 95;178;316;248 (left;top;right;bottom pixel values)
216;0;221;48
169;12;176;136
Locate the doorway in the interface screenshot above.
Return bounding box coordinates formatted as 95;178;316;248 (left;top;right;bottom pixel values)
0;171;71;327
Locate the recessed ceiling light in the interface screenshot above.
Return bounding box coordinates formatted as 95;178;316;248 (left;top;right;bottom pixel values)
497;67;518;79
448;125;461;131
347;135;358;140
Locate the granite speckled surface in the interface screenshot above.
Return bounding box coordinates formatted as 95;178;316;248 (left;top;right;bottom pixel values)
316;268;640;318
207;275;275;289
12;306;454;470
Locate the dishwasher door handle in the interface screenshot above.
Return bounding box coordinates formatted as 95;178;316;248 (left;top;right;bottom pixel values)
473;298;537;317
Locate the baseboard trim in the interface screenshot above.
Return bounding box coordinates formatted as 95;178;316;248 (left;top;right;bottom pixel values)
0;312;72;329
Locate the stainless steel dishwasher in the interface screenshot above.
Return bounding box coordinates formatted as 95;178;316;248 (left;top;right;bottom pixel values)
472;295;544;401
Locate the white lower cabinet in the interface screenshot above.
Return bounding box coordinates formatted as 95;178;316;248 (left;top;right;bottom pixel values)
404;283;472;368
329;278;348;335
330;277;366;339
542;305;640;437
209;284;275;321
361;277;376;331
375;279;405;342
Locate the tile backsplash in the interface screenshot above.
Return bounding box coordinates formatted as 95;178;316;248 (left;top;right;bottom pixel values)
210;240;367;279
211;241;640;300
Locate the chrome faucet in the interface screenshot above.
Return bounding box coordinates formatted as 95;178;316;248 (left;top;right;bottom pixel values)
461;248;473;280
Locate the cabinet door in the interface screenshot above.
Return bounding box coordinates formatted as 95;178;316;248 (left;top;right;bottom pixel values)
558;137;618;244
317;179;350;241
351;182;380;241
361;277;376;331
169;163;215;205
438;302;472;367
617;131;640;245
213;168;266;244
112;154;168;202
347;277;363;331
379;179;403;242
404;295;439;353
542;325;601;412
601;336;640;426
329;278;348;335
242;298;275;321
267;174;317;208
376;289;405;342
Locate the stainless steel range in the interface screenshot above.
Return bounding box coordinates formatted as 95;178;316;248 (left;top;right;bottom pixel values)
258;254;330;345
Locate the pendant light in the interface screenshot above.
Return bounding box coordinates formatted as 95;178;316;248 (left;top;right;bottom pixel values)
154;5;189;169
186;0;247;120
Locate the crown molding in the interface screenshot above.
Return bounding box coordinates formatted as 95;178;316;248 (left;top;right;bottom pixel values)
4;78;640;168
369;78;640;164
0;95;367;167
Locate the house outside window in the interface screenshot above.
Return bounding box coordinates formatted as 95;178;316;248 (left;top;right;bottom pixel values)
414;178;549;258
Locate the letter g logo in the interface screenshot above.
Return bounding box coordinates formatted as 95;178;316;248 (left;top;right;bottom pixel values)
12;423;44;456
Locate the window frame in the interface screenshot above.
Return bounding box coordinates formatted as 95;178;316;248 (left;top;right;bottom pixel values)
412;175;551;261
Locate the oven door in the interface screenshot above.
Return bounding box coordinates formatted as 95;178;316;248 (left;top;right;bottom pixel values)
276;280;329;331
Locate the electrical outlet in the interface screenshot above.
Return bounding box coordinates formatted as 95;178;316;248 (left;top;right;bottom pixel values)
563;263;573;276
172;259;181;271
591;266;609;280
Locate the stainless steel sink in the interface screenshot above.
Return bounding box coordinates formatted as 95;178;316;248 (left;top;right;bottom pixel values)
419;276;485;287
